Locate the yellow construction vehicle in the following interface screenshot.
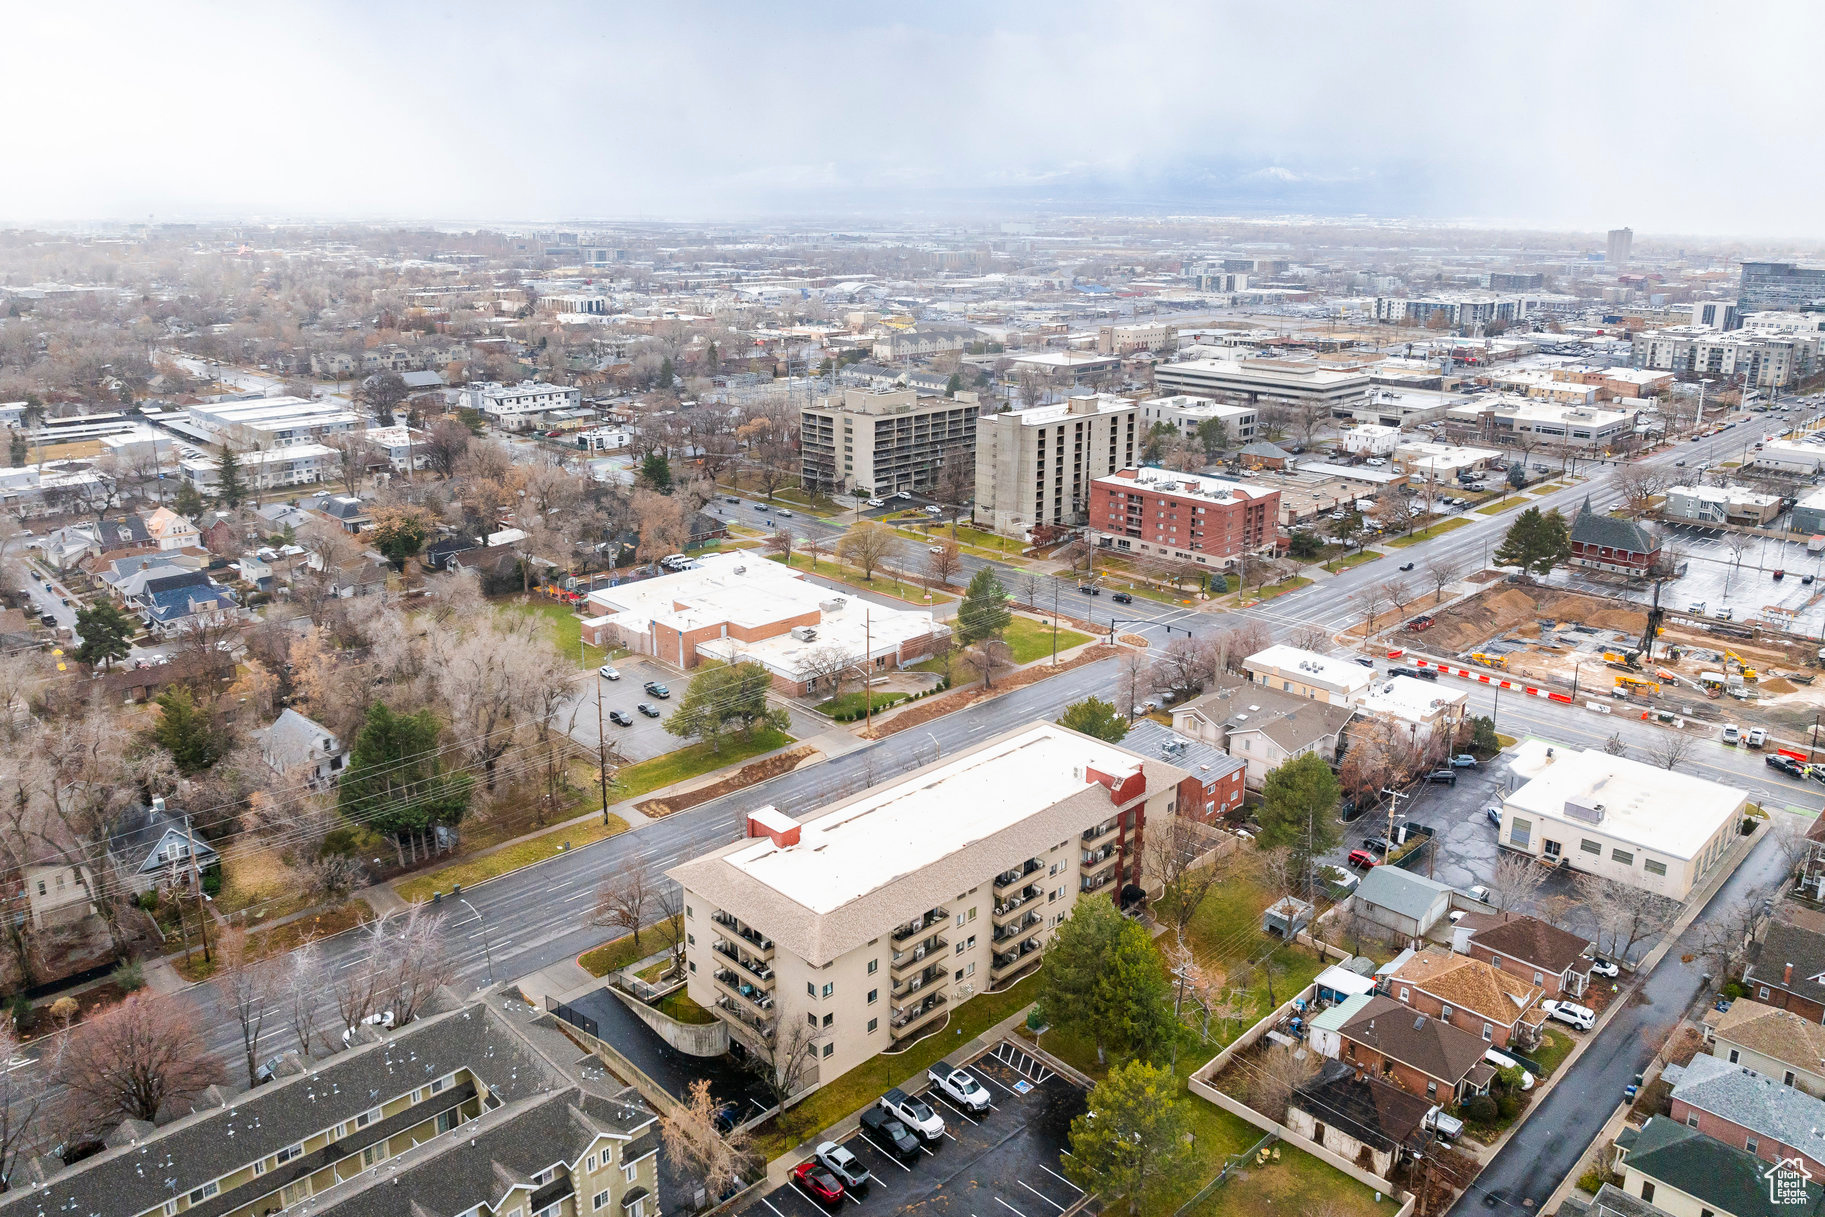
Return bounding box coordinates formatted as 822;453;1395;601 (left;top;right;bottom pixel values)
1723;649;1759;681
1470;652;1508;670
1614;674;1661;696
1602;649;1643;668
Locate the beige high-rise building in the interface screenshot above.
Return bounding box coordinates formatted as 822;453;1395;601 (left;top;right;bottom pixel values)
667;722;1195;1088
800;387;979;498
973;393;1138;537
1607;227;1633;266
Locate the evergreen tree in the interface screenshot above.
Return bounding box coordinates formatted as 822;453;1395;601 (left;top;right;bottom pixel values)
216;448;246;508
1088;924;1177;1063
1258;751;1342;896
944;371;962;398
339;703;474;866
664;661;787;751
704;342;719;375
1037;898;1129;1034
1493;505;1573;576
1066;1061;1200;1214
957;567;1011;645
73;600;135;670
1195;417;1230;459
153;687;219;773
1056;697;1128;743
640;452;674;493
173;481;206;519
7;431;25;467
657;356;675;389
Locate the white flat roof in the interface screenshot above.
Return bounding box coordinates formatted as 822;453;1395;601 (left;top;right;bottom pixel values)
1358;675;1467;723
1244;644;1375;694
724;723;1139;912
1095;466;1278;502
1501;740;1743;859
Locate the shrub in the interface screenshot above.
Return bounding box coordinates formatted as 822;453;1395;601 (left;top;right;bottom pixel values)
111;959;146;993
137;891;159;911
6;995;31;1032
1495;1093;1521;1120
200;866;222;897
48;996;79;1026
1721;980;1747;1000
1461;1095;1498;1124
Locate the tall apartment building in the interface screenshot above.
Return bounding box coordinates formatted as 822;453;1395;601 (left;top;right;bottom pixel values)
1607;227;1633;266
1739;261;1825;311
1485;272;1545;291
974;393;1137;537
668;722;1194;1085
1631;325;1822;388
799;387;979;498
1153;358;1371;412
1088;467;1278;570
5;988;660;1217
1691;300;1740;330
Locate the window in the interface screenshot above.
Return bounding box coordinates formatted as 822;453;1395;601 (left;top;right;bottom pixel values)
1482;1023;1493;1041
1640;1182;1655;1204
1746;1137;1759;1154
822;983;833;999
1509;817;1531;849
362;1144;385;1168
807;982;815;997
867;959;878;975
956;911;966;928
955;969;964;983
1426;1082;1437;1098
955;940;965;956
1644;859;1667;877
1760;986;1771;999
624;1163;638;1183
594;1191;610;1212
868;1017;878;1034
277;1143;303;1165
685;905;692;919
966;935;976;951
437;1109;458;1134
188;1183;220;1204
966;962;975;977
821;1012;833;1028
1533;971;1543;985
1611;848;1634;866
1728;1049;1740;1063
1441;1005;1454;1021
1399;987;1410;1001
867;988;877;1004
1580;839;1602;855
807;1013;817;1028
629;1200;646;1217
686;934;694;947
1786;1071;1797;1087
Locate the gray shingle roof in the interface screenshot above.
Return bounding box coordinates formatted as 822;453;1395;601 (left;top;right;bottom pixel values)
1747;916;1825;1005
1670;1052;1825;1164
1355;865;1453;922
1624;1114;1825;1217
1571;495;1658;554
1339;994;1487;1085
1120;719;1246;785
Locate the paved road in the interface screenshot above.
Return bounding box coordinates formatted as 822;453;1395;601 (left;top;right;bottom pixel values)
1446;828;1789;1217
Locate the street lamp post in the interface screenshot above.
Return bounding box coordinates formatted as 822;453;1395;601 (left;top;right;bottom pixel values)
458;897;495;986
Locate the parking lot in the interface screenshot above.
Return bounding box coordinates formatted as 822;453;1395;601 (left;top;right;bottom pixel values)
563;654;690;763
737;1042;1088;1217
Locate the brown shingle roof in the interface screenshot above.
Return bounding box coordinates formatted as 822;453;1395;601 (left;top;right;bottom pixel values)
1339;995;1488;1085
1392;949;1542;1027
1711;998;1825;1076
1469;914;1592;976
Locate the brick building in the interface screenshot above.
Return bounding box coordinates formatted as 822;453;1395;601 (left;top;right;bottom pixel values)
1569;494;1662;578
1336;995;1494;1106
1088;467;1279;572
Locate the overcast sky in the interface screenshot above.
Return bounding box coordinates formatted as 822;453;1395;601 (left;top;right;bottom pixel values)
6;1;1823;239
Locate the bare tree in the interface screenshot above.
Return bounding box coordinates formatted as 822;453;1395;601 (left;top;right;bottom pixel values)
1150;635;1215;701
1117;647;1151;718
1147;816;1229;939
1603;732;1628;757
58;992;225;1124
763;527;794;564
801;530;826;572
1690;895;1761;982
963;638;1014;689
1423;556;1466;603
795;644;853;700
1576;874;1677;962
1487;853;1547;914
1650;732;1694;771
379;905;455;1027
1287;624;1331;653
1352;584;1386;642
0;1016;53;1188
1379;578;1414;619
834;521;896;581
756;1004;824;1119
593;857;654;953
1724;533;1753;568
284;938;328;1056
1613;465;1670;518
661;1078;754;1203
1247;1038;1320;1121
925;540;961;588
217;927;277;1087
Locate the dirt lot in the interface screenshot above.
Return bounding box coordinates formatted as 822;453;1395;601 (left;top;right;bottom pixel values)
1424;585;1649;654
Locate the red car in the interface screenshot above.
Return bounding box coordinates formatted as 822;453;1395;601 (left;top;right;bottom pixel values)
1347;848;1380;869
793;1162;845;1208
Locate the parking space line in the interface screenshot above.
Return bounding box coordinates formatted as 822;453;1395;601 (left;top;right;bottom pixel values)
1019;1182;1066;1212
973;1069;1017;1096
759;1199;790;1217
995;1199;1030;1217
1037;1164;1082;1193
857;1133;912;1172
927;1091;983;1123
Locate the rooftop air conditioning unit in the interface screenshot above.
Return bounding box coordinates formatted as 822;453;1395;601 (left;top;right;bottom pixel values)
790;626;818;642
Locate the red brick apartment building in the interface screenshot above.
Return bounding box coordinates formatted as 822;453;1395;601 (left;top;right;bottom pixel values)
1089;468;1279;571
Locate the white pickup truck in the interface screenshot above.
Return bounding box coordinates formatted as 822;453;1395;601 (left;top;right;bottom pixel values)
927;1062;991;1114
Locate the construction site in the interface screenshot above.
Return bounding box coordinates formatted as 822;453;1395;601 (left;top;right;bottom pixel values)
1398;577;1825;738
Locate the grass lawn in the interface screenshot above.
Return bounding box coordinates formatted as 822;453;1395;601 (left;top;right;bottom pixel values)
816;690;909;717
580;917;684;977
508;599;609;669
1386;517;1472;547
1321;549;1383;573
1531;482;1568;495
749;973;1043;1159
611;726;795;803
1475;496;1528;515
217;848;313;920
1253;575;1313;600
898;522;1030;563
1185;1145;1389;1217
1004;615;1092;664
1496;732;1519;748
772;552;957;605
655;989;718;1025
396;813;630;903
1531;1027;1576;1077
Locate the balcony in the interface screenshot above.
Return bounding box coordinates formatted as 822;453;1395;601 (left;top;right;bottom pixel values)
711;941;774;987
713;996;773;1043
890;934;948;978
891;909;949;945
993;860;1044;893
1081;872;1114;894
711;969;776;1016
891;962;948;1000
1081;821;1119;849
993;910;1042;943
712;913;774;959
1081;846;1118;874
890;993;949;1040
992;885;1042;926
992;938;1042;981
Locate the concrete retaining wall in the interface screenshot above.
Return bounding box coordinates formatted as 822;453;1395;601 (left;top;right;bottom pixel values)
610;986;729;1057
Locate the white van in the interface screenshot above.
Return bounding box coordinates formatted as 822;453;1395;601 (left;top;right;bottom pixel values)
1722;724;1741;745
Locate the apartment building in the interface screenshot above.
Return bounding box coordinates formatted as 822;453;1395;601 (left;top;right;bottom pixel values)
1096;323;1177;355
667;723;1194;1085
1153;358;1371;412
974;394;1137;537
1086;466;1278;570
1662;483;1783;526
1370;294;1547;327
1739;261;1825;311
1134;394;1258;442
1;987;659;1217
799;387;979;498
185;396;363;450
181;443;336;492
1632;325;1823;389
462;380;584;431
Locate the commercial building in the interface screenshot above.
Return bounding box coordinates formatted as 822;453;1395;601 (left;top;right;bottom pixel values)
185;396;363;449
1394;441;1503;481
1134;394;1258;442
0;987;661;1217
1487;372;1601;405
1086;467;1278;570
1607;227;1633;265
579;552;943;695
1739;261;1825;312
1488;399;1638;450
1494;740;1742;900
1337;387;1466;427
1006;350;1122;383
1242;644;1375;706
1153;358;1371;412
1692;299;1741;330
799;387;979;498
1662;484;1783;527
1790;485;1825;535
974;393;1137;537
1753;440;1825;476
667;722;1192;1083
461;380;584;431
1569;495;1662;577
1356;675;1469;739
1096;323;1178;354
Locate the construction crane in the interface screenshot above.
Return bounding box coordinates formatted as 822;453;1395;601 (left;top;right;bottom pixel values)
1638;578;1668;662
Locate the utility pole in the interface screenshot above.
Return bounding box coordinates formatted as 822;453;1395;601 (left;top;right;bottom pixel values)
595;677;612;825
863;608;873;735
1052;578;1059;665
1379;785;1411;867
184;810;211;965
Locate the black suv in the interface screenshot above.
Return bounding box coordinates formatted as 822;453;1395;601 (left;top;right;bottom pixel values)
1426;769;1457;785
858;1107;921;1160
608;709;634;727
1112;591;1133;604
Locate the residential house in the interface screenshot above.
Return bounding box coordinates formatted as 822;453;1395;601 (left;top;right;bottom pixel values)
237;544;310;591
1386;948;1548;1051
1239;441;1296;470
1704;999;1825;1098
302;494;373;533
1169;671;1352;790
1286;1060;1433;1181
1608;1116;1825;1217
141;506;200;549
421;535;480;571
125;568;241;637
20;846;94;930
106;798;219;897
1336;994;1495;1106
100;649;235;704
198;516;240;555
1353;865;1455;942
1460;914;1594;1000
1118;718;1247;823
1569;494;1662;578
1665;1052;1825;1177
257;708;348;790
1743;908;1825;1023
1309;992;1374;1061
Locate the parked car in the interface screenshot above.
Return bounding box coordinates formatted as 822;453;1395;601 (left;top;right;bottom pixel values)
1768;753;1807;777
725;496;740;503
598;664;621;681
1347;848;1380;869
865;497;884;507
608;709;634;727
1425;1107;1464;1140
1485;807;1503;828
643;681;671;698
1747;727;1768;748
636;703;661;718
1589;957;1620;978
252;1053;289;1086
1361;836;1394;856
1411;667;1438;681
1722;724;1741;745
928;1063;991;1113
879;1088;944;1143
1112;592;1133;604
858;1107;922;1159
923;505;943;516
1466;884;1492;903
1426;769;1457;785
814;1142;872;1193
1542;999;1597;1030
792;1161;845;1208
